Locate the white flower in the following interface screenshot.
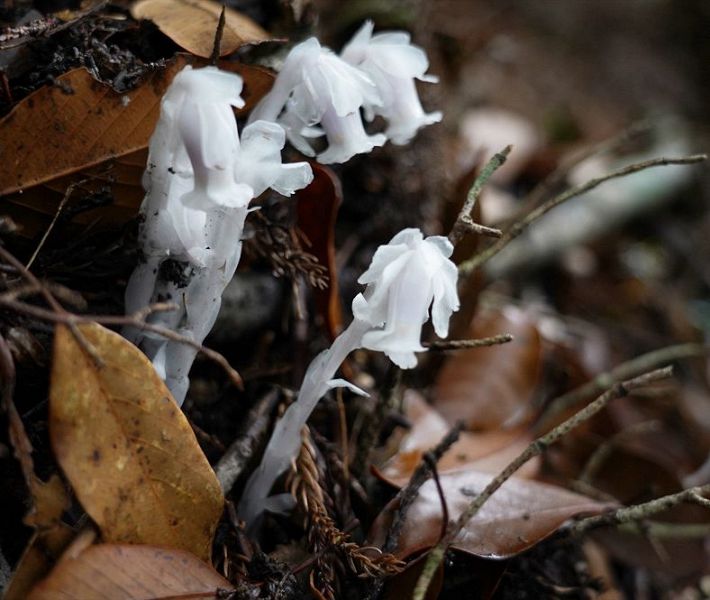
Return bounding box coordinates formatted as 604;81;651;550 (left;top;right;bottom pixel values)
341;21;442;145
248;37;385;163
235;120;313;196
352;228;459;368
167;66;254;211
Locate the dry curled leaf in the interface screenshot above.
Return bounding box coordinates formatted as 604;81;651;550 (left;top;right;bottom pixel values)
371;468;615;560
296;162;343;339
0;54;273;225
132;0;273;58
374;391;539;486
49;322;223;562
434;306;542;430
27;544;234;600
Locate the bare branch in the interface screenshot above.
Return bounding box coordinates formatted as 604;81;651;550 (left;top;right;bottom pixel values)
538;342;708;433
424;333;513;350
458;153;708;277
448;146;511;246
571;483;710;535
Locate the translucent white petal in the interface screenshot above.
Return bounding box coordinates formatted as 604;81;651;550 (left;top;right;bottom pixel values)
357;243;409;284
271;162;314;196
326;378;369;397
384;350;418;369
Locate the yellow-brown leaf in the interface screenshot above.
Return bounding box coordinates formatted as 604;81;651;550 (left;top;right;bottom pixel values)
0;54;273;198
27;544;233;600
49;323;223;562
132;0;272;58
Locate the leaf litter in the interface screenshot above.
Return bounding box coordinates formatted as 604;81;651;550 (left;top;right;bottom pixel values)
0;1;709;599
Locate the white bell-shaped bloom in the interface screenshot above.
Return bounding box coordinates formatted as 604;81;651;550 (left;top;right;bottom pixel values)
248;37;385;163
169;66;254;212
352;228;459;368
235;120;314;196
341;21;442;145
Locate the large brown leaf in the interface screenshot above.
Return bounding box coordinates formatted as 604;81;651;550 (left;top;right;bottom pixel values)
49;323;223;562
373;391;539;487
434;306;542;430
27;544;233;600
371;468;614;559
0;54;273;198
132;0;273;58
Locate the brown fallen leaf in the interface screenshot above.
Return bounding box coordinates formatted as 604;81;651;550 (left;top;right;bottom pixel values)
49;322;224;562
27;544;234;600
132;0;273;58
370;468;614;560
296;162;343;340
373;391;540;486
434;306;542;430
0;53;273;205
4;525;76;600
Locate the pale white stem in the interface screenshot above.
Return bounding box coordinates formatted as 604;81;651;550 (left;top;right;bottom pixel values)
238;317;371;528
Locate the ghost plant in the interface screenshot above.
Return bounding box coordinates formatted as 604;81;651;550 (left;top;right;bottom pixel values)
248;24;441;164
341;20;443;145
124;65;312;405
238;229;459;528
248;37;386;164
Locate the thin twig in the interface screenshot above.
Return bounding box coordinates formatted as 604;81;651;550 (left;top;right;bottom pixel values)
0;244;103;365
0;245;62;312
458;154;708;276
26;178;86;270
412;367;674;600
423;453;449;542
0;296;243;390
514;120;652;219
382;423;464;555
571;483;710;535
579;420;661;484
618;521;710;538
364;424;463;600
449;146;511;246
209;4;227;66
424;333;513;350
537;342;707;433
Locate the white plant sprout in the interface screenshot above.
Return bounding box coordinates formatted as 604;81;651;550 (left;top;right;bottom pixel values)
238;228;460;529
341;20;443;145
248;37;386;164
124;65;312;405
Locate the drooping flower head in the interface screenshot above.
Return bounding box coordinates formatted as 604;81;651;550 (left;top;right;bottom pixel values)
167;66;254;211
235;120;313;197
341;21;442;145
352;228;459;368
248;37;386;164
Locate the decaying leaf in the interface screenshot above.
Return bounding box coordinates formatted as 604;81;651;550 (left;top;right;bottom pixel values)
4;525;76;600
132;0;273;58
23;474;70;530
435;306;542;430
49;322;223;562
27;544;233;600
296;162;343;339
0;54;273;199
374;391;539;486
371;468;614;560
